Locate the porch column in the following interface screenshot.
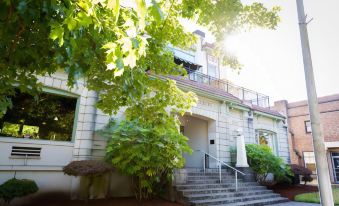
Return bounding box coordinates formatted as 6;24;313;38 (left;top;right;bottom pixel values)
235;129;249;167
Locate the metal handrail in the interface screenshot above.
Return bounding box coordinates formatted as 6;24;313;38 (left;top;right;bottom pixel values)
195;150;245;191
185;68;270;108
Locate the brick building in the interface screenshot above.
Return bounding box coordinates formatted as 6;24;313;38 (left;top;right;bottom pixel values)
274;94;339;184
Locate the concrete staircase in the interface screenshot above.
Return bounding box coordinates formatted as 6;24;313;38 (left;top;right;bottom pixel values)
174;169;288;206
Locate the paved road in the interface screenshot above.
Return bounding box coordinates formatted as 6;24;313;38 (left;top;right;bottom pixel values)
270;202;320;206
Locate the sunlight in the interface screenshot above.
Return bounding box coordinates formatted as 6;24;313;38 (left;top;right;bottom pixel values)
223;34;241;55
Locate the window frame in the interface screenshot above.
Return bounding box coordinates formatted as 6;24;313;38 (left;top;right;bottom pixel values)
304;120;312;133
255;129;279;155
0;87;80;143
303;151;316;174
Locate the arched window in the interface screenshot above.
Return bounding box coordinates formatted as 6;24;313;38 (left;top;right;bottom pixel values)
255;129;278;155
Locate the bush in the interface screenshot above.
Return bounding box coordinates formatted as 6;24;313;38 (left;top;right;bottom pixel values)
290;164;313;185
229;146;237;167
63;160;113;177
63;160;113;200
101;119;191;200
0;178;38;203
246;144;291;186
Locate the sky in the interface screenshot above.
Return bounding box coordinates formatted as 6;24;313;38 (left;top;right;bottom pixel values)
185;0;339;103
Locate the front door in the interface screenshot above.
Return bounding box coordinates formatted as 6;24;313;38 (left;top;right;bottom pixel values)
181;116;208;168
331;152;339;183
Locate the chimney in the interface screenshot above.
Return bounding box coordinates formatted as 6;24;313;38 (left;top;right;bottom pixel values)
273;100;288;117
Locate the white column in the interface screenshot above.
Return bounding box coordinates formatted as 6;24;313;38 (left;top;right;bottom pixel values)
236;129;249;167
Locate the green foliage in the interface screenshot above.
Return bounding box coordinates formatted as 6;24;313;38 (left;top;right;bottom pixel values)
0;0;279;118
101;119;191;199
229;146;237;167
246;144;291;185
0;178;39;203
290;164;313;185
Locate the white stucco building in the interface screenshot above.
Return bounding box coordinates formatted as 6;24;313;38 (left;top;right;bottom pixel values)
0;30;290;202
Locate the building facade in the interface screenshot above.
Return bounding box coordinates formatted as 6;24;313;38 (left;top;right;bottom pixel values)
274;94;339;184
0;31;290;201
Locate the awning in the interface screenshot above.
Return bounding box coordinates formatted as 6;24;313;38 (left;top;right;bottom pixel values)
174;56;202;72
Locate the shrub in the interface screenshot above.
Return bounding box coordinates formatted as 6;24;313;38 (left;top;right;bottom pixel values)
290;164;313;185
101;119;191;200
246;144;291;186
63;160;113;177
63;160;113;200
0;178;38;203
229;146;237;167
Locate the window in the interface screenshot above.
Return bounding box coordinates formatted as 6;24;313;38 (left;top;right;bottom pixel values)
305;120;312;133
207;55;218;78
331;152;339;183
0;90;78;141
256;130;278;155
207;64;217;78
303;152;316;174
180;126;185;135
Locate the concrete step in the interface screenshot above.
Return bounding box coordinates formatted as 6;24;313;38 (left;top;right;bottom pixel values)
179;185;267;195
187;176;235;180
183;168;230;173
176;182;259;190
214;197;289;206
186;172;233;176
185;190;274;201
192;193;282;206
174;170;287;206
186;179;243;184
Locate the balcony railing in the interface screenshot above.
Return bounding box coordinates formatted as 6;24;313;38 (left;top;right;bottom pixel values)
186;69;270;108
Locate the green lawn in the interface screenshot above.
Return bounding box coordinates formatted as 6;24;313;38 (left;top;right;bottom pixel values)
295;188;339;205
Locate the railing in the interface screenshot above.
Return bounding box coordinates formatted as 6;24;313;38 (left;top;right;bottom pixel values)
186;69;270;108
195;150;245;191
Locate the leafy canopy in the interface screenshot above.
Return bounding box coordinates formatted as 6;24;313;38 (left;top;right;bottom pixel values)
0;0;279;118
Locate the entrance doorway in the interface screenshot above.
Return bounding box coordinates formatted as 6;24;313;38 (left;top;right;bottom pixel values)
180;115;208;168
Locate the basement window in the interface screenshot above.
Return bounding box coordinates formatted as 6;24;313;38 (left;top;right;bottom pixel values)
0;90;77;142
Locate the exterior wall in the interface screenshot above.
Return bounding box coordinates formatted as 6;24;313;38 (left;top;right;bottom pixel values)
0;72;97;194
0;72;136;199
274;94;339;183
0;72;290;199
181;94;290;168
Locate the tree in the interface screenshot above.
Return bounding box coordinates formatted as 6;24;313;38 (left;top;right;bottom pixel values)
0;0;279;118
1;1;279;197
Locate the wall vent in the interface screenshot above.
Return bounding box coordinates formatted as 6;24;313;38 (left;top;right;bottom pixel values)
11;146;41;158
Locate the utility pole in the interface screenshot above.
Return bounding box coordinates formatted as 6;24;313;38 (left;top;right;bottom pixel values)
295;0;334;205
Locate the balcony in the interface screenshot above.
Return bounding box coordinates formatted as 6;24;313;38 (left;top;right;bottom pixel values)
185;69;270;108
